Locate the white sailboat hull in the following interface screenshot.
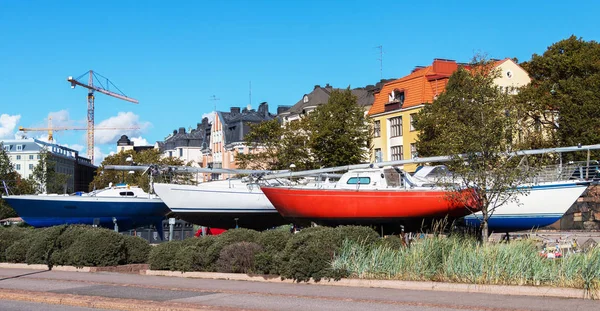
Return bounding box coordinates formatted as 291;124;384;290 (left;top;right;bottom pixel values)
152;181;286;229
464;180;589;232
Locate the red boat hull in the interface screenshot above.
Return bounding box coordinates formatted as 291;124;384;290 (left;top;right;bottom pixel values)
260;187;480;225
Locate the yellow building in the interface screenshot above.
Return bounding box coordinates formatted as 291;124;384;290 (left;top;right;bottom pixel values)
368;58;530;172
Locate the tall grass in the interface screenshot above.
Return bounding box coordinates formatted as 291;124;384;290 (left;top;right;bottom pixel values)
332;236;600;297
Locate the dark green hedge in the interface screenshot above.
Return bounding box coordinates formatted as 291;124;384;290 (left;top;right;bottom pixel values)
1;225;150;268
2;224;382;282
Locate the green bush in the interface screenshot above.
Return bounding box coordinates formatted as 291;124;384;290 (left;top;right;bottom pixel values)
335;226;380;245
5;232;38;263
51;225;93;266
216;242;263;273
65;228;127;267
0;227;34;262
203;229;260;271
258;229;292;253
280;227;340;282
124;235;151;264
148;240;183;270
25;225;68;267
254;229;293;275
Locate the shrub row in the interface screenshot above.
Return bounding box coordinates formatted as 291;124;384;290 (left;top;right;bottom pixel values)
0;225;150;268
148;225;381;282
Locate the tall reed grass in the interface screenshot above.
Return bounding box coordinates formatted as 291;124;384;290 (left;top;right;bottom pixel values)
332;236;600;298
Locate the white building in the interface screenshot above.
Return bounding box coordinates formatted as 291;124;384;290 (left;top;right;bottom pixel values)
0;138;96;192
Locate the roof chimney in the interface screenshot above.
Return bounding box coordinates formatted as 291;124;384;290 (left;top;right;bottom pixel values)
230;107;240;114
314;84;321;90
325;83;332;91
178;127;186;134
432;59;458;75
258;102;268;117
277;105;290;115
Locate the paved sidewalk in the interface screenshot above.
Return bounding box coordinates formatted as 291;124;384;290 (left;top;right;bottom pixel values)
0;268;598;311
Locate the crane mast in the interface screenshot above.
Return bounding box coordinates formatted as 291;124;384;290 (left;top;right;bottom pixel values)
87;71;94;161
68;70;138;162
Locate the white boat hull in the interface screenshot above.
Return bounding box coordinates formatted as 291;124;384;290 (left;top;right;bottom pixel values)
152;181;287;229
464;180;589;232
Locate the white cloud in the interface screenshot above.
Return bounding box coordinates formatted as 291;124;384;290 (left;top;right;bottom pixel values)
0;114;21;139
48;110;78;128
130;136;149;146
94;112;151;145
91;146;116;166
35;133;52;143
202;111;215;124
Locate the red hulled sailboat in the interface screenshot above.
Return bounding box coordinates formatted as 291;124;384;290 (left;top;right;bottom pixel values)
260;166;480;228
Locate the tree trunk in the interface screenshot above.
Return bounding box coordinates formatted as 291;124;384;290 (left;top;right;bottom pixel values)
481;197;490;245
482;217;489;245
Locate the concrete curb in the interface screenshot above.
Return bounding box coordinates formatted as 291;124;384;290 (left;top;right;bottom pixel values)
143;270;589;299
0;263;591;299
0;263;90;272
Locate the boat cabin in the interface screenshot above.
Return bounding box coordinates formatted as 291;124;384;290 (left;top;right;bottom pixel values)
334;167;418;190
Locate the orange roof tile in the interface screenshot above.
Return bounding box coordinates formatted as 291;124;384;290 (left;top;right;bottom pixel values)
367;59;459;116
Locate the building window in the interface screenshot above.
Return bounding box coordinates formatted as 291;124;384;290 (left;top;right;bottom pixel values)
29;155;34;160
37;154;41;160
3;145;9;151
410;114;416;131
389;117;402;137
179;148;183;157
168;151;173;158
16;145;22;151
374;148;382;163
391;145;403;161
373;120;381;138
29;164;34;169
410;143;417;159
16;164;21;170
303;95;309;103
16;155;21;160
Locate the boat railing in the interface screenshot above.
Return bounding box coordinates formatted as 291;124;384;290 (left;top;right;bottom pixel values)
534;161;600;183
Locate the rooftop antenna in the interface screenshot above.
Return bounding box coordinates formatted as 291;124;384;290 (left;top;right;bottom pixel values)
249;81;252;109
376;45;383;79
209;95;220;112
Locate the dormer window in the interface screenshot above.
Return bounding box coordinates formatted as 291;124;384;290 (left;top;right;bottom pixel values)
303;95;309;103
388;89;405;104
16;145;23;151
385;89;405;112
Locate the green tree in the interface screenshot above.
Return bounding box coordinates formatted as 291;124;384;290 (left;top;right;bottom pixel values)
518;36;600;158
306;88;371;168
414;58;539;242
237;89;371;170
236;119;315;171
29;149;70;194
90;148;192;192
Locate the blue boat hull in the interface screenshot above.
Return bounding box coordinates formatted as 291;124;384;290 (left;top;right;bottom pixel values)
463;214;563;232
3;196;169;231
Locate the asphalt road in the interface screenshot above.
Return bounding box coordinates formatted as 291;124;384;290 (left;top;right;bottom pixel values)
0;268;598;311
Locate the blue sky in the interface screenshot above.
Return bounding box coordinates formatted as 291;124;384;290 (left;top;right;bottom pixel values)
1;0;598;164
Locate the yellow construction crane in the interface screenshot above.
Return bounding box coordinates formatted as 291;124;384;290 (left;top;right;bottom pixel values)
67;70;139;162
18;116;140;142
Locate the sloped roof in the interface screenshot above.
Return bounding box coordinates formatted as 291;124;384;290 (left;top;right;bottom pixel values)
368;59;459;116
218;102;276;145
284;85;376;116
